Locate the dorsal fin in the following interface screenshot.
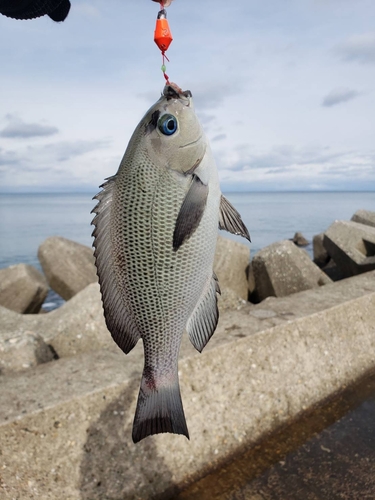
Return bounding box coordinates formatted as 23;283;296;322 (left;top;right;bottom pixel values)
91;177;141;354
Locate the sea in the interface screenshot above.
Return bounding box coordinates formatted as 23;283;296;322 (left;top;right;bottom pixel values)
0;191;374;311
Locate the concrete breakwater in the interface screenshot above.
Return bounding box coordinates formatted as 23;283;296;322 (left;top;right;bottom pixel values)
0;209;375;498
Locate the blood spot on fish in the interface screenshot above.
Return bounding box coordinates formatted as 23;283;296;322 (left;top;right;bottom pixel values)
144;366;157;390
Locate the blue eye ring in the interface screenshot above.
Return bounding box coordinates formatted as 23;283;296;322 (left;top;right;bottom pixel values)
158;114;178;135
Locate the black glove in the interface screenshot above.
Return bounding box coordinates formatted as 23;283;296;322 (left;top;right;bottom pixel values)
0;0;71;22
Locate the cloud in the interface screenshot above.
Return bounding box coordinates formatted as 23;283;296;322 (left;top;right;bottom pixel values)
322;88;360;107
0;148;20;166
336;33;375;64
212;133;227;142
191;82;242;111
0;139;110;173
0;115;59;139
32;139;111;162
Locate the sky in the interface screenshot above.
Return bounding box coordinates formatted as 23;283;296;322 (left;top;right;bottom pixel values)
0;0;374;193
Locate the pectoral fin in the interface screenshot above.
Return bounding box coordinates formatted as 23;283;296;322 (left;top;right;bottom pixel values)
173;174;208;251
219;195;250;241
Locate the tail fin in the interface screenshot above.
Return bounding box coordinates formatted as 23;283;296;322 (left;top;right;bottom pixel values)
132;371;189;443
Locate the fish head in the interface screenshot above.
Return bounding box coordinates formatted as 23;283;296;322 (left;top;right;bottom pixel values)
142;84;206;174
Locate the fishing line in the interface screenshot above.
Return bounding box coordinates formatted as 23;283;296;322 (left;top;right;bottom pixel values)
153;0;173;84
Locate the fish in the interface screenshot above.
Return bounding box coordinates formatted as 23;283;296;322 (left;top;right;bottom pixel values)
91;83;250;443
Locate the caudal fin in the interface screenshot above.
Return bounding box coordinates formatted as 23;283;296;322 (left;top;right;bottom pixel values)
132;373;189;443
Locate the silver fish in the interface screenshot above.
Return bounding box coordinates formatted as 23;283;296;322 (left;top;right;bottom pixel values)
91;83;249;443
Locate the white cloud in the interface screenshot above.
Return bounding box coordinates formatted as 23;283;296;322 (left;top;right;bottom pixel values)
0;115;59;138
336;33;375;64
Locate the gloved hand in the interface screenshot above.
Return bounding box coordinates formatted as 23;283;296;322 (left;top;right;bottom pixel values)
0;0;71;22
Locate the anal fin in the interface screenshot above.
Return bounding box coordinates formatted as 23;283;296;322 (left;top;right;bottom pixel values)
219;195;250;241
186;273;220;353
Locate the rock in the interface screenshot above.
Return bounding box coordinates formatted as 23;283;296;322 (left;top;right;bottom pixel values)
0;264;49;314
0;284;114;361
38;283;114;358
323;220;375;278
217;288;247;312
0;331;54;375
351;209;375;228
38;236;97;300
321;259;345;282
0;274;374;499
214;236;250;301
251;240;331;302
292;232;309;246
313;232;329;267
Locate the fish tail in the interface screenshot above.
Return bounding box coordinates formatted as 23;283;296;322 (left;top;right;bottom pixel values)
132;369;189;443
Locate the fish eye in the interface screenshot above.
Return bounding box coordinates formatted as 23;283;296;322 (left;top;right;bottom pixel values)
158;114;178;135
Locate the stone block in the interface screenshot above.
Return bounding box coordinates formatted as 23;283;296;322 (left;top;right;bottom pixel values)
0;284;114;361
214;236;250;301
351;209;375;228
38;236;97;300
0;275;375;499
292;231;309;246
0;331;54;375
0;264;48;314
313;232;329;267
252;240;331;302
323;220;375;278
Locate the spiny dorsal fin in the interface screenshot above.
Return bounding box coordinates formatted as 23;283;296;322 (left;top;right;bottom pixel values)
173;174;208;251
91;176;141;354
186;273;220;352
219;195;250;241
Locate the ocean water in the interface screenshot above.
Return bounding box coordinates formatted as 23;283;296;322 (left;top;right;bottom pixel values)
0;191;374;310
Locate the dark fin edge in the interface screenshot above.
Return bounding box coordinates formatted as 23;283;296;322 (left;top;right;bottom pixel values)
186;273;220;353
132;381;189;443
219;195;251;241
173;174;208;251
91;176;141;354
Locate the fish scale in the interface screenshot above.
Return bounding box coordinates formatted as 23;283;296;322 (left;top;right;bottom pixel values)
92;83;250;443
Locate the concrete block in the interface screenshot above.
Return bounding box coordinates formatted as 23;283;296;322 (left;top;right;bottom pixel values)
0;284;114;361
0;264;48;314
351;209;375;228
214;236;250;301
0;331;54;375
292;232;309;246
1;273;375;499
323;220;375;278
251;240;331;302
313;232;329;267
38;236;97;300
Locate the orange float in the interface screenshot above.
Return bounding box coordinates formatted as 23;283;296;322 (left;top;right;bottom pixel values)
154;9;173;53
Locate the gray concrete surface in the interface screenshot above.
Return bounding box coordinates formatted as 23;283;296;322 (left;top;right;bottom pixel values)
351;209;375;228
251;240;331;302
214;235;250;300
0;264;49;314
323;220;375;277
38;236;98;300
0;272;375;498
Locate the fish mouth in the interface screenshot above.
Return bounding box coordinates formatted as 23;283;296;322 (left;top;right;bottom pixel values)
179;135;202;149
163;84;192;100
